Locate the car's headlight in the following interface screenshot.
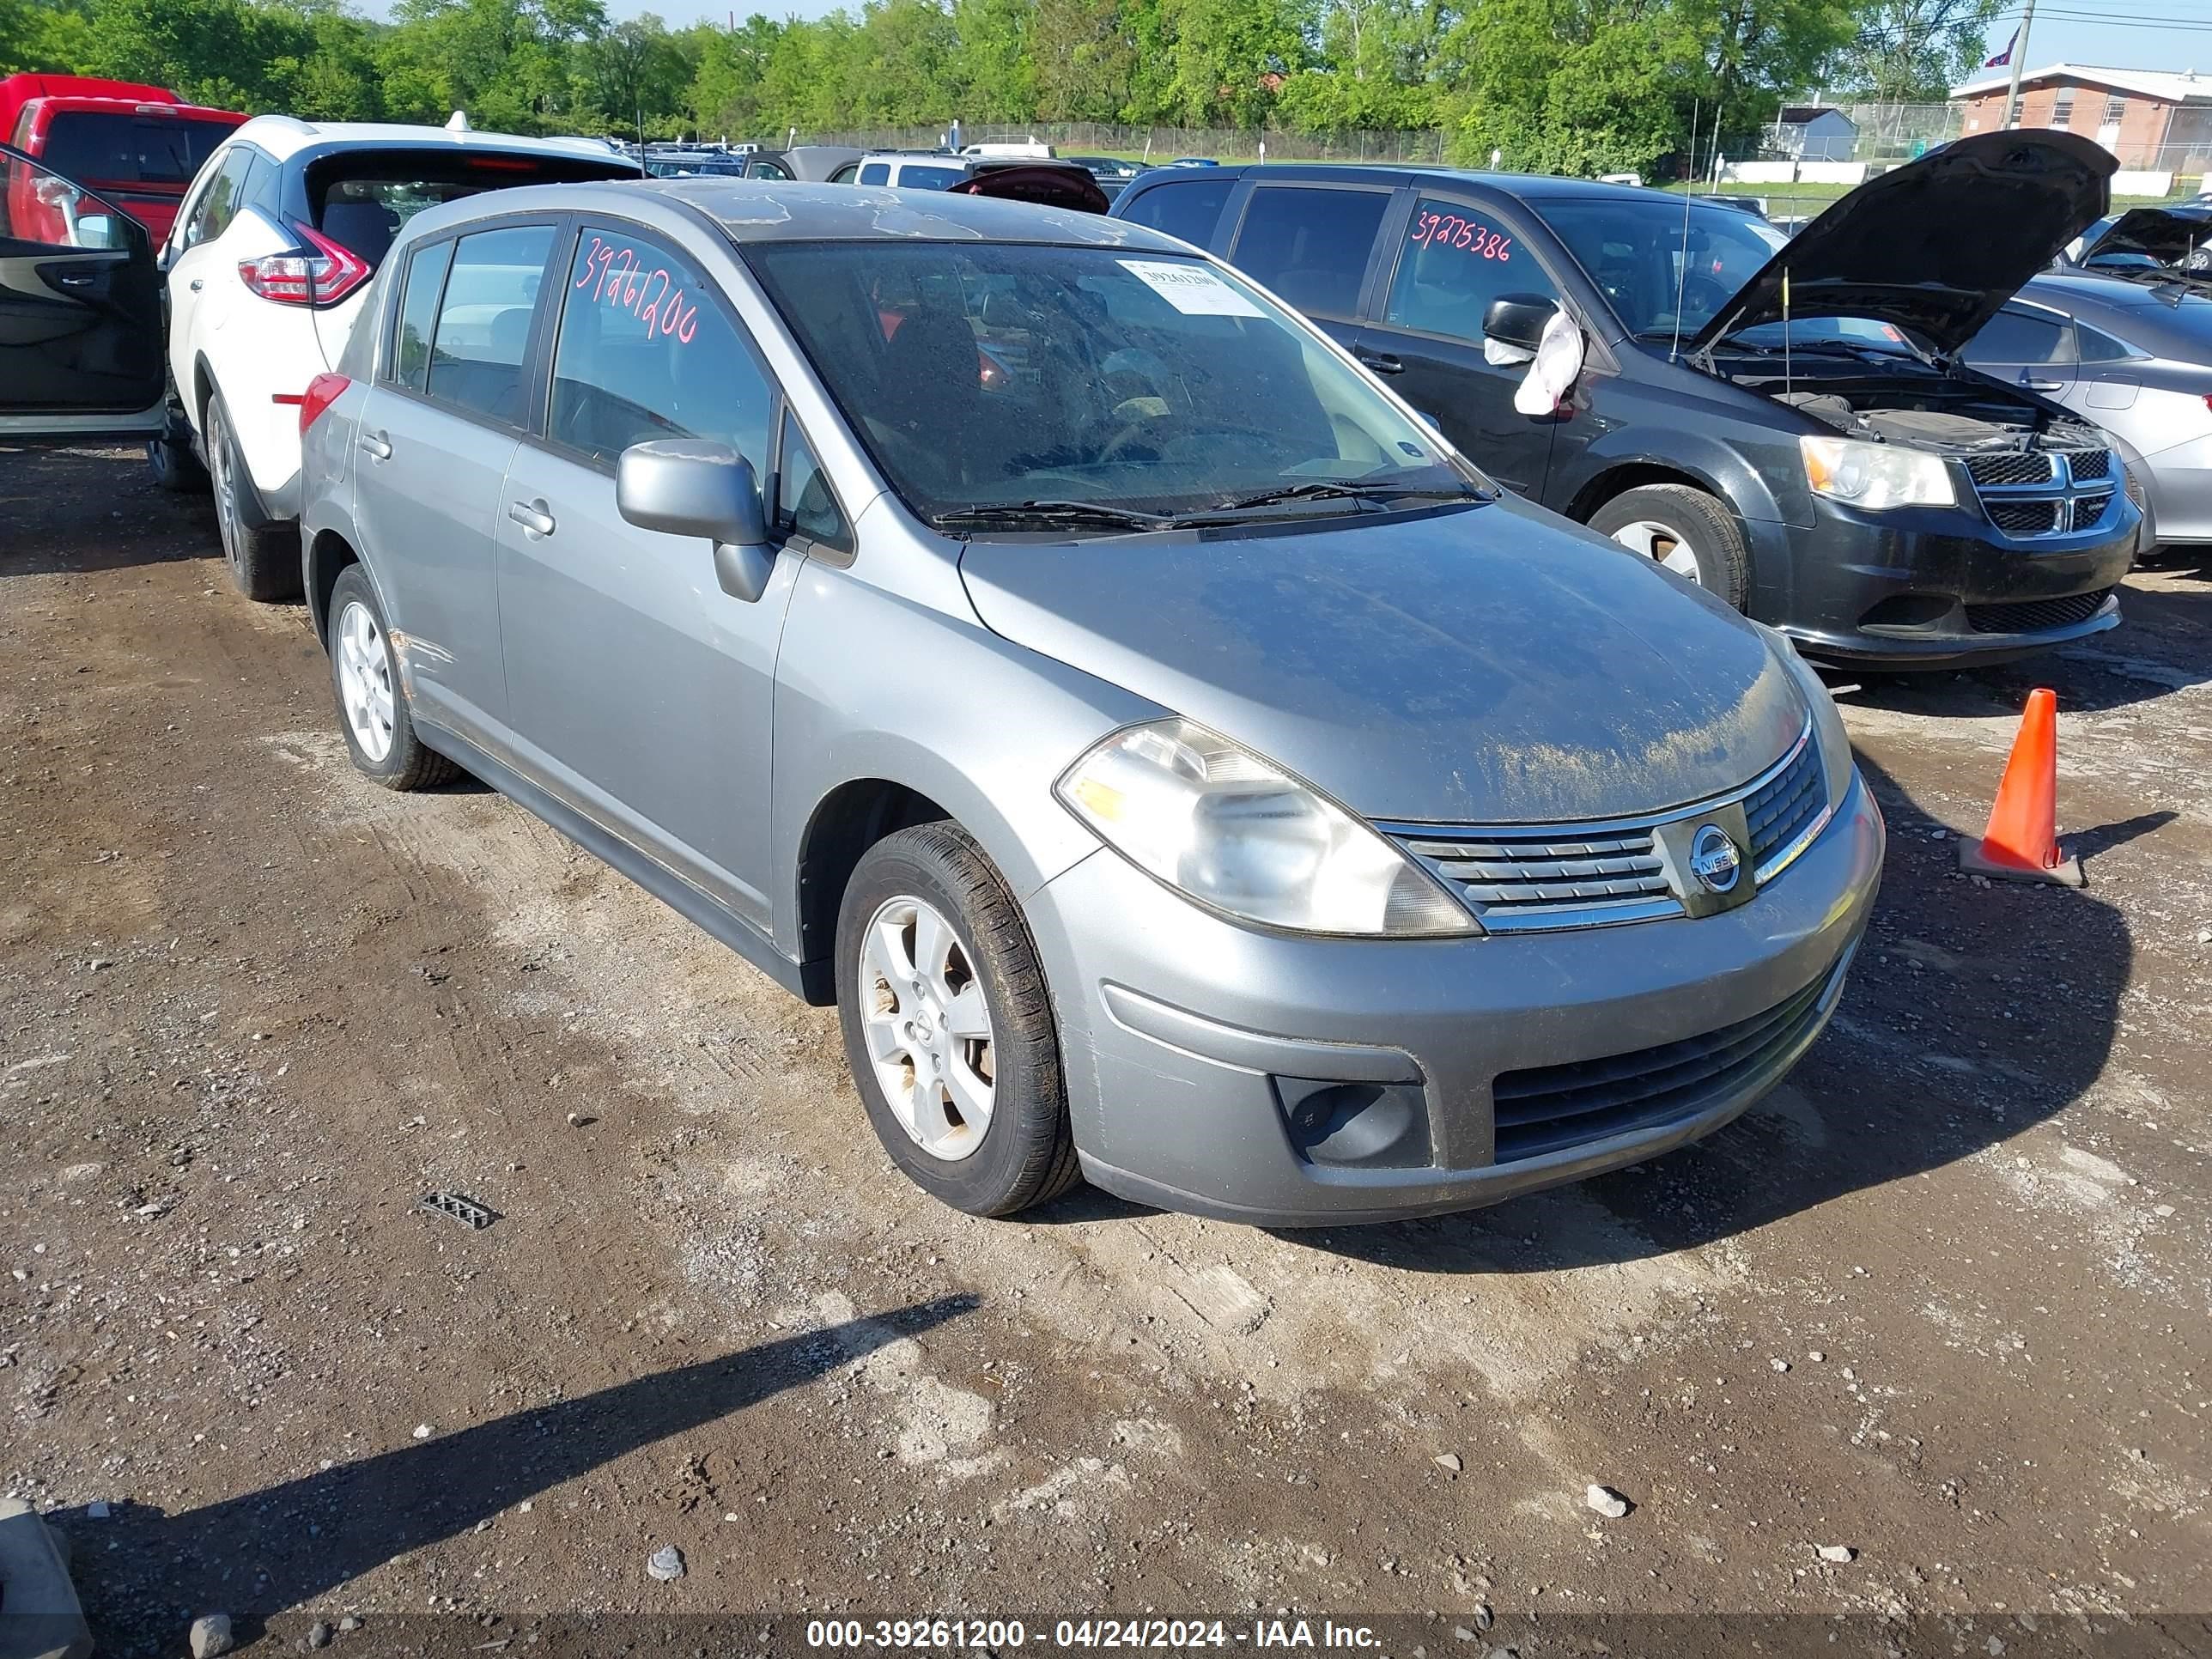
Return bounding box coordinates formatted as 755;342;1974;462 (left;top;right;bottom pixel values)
1800;435;1956;509
1055;720;1475;937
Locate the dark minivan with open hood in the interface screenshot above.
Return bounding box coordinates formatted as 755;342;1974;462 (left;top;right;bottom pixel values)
1115;131;2139;667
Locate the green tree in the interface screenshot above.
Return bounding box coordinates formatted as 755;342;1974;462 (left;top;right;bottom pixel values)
1832;0;2002;100
1030;0;1134;120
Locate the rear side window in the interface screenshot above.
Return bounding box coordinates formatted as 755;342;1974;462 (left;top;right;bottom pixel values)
424;223;556;425
38;112;232;187
858;162;890;185
1967;307;2074;365
305;150;635;268
547;224;774;471
180;148;253;247
1231;185;1390;319
392;238;454;393
896;164;964;191
2075;323;2133;362
1119;176;1232;248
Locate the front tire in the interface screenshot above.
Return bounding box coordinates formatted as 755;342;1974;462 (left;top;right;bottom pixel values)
205;389;301;602
325;565;457;792
147;427;204;494
1589;483;1750;610
836;823;1079;1217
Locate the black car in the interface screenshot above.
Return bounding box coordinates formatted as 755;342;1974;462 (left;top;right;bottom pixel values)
1113;134;2141;668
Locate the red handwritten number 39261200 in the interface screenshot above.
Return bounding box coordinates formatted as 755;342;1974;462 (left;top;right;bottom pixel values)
1411;210;1512;262
575;236;700;343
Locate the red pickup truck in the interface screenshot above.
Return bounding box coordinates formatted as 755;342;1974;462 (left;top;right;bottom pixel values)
2;74;246;241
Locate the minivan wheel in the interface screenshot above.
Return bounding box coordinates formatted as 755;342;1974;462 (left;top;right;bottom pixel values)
205;391;301;602
836;822;1079;1217
325;565;458;792
1589;484;1749;609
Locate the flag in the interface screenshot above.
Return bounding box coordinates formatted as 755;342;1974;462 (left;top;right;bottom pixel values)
1985;27;2018;68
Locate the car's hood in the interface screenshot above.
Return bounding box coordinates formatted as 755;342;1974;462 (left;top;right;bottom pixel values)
957;497;1806;825
2077;206;2212;270
1692;130;2115;356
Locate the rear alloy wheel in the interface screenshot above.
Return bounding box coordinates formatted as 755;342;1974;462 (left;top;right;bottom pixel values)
205;390;301;602
325;564;457;792
1589;483;1750;610
836;822;1079;1217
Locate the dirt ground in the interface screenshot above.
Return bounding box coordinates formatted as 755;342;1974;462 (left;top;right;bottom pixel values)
3;445;2208;1658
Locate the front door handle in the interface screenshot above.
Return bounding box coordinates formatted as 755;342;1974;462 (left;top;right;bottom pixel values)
1358;351;1405;375
359;430;392;461
507;498;556;538
54;269;98;289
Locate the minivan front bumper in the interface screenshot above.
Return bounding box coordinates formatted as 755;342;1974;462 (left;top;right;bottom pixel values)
1771;496;2136;670
1024;769;1884;1227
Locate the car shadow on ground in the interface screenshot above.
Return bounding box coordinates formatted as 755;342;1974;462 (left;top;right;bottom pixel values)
1285;752;2131;1274
57;1296;978;1656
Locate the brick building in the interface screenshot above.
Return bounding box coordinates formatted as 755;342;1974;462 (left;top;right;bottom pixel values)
1949;64;2212;170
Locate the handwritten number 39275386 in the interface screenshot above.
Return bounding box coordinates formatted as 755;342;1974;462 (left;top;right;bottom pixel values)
1411;212;1512;262
575;237;700;343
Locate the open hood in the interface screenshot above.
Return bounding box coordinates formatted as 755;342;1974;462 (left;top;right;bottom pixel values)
2075;205;2212;271
1692;130;2115;355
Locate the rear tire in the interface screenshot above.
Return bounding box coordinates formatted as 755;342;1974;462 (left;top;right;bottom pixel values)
325;564;457;792
1589;483;1750;610
206;389;301;602
836;822;1080;1217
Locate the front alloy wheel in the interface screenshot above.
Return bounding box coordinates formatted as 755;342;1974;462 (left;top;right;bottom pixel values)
858;895;996;1160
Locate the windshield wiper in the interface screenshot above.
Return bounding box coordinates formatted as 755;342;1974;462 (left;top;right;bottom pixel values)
931;500;1181;532
1207;479;1480;513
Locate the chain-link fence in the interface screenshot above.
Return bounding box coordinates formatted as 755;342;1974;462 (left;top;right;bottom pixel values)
790;121;1449;165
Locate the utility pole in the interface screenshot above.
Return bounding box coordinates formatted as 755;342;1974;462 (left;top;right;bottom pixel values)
2004;0;2037;129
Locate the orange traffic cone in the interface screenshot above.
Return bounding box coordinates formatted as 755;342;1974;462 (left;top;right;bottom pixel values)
1959;688;2082;887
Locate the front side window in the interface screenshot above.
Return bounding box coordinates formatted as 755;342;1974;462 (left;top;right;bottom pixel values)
424;223;555;424
746;240;1484;527
392;238;454;392
1231;185;1391;318
548;224;774;471
1540;196;1789;341
0;152;144;251
1382;198;1558;343
1118;176;1233;248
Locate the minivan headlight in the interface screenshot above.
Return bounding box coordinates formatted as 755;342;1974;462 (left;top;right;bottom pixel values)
1055;720;1475;937
1800;435;1956;509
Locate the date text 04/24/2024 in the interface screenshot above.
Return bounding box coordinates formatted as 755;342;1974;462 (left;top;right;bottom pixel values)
804;1619;1384;1650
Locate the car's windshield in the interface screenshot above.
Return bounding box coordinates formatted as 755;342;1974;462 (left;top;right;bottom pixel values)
1727;316;1921;356
1540;196;1790;341
744;240;1482;527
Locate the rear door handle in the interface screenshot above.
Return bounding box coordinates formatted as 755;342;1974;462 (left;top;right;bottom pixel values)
508;498;556;537
1358;351;1405;375
2021;376;2063;392
359;430;392;461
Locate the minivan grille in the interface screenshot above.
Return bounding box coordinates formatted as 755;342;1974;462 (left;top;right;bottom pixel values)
1968;448;2115;539
1966;587;2114;635
1490;958;1841;1163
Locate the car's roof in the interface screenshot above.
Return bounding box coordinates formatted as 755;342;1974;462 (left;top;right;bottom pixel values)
228;115;626;165
1127;161;1735;209
646;178;1185;248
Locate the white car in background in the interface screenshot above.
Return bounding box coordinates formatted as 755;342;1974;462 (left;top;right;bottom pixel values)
0;114;640;596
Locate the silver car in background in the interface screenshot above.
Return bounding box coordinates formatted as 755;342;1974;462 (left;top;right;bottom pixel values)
295;181;1883;1225
1966;270;2212;553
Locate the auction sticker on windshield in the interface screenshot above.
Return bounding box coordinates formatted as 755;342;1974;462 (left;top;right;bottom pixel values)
1117;259;1264;317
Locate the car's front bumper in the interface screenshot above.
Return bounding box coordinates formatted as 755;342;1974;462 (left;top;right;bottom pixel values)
1024;769;1884;1227
1767;496;2136;670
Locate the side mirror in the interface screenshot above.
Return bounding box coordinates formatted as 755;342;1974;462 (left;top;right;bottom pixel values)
1483;294;1559;353
616;440;776;602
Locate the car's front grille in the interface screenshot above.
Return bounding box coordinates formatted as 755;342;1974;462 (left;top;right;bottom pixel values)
1490;956;1843;1163
1743;738;1824;872
1966;587;2115;635
1968;448;2116;538
1966;452;2055;488
1382;721;1827;934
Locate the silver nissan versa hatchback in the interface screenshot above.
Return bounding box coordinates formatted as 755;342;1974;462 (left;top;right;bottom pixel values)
296;179;1884;1225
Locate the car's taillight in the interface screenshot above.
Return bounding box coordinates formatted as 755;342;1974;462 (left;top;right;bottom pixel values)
299;372;352;436
238;223;371;308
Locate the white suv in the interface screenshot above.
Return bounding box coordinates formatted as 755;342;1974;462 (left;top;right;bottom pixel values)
0;116;639;597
